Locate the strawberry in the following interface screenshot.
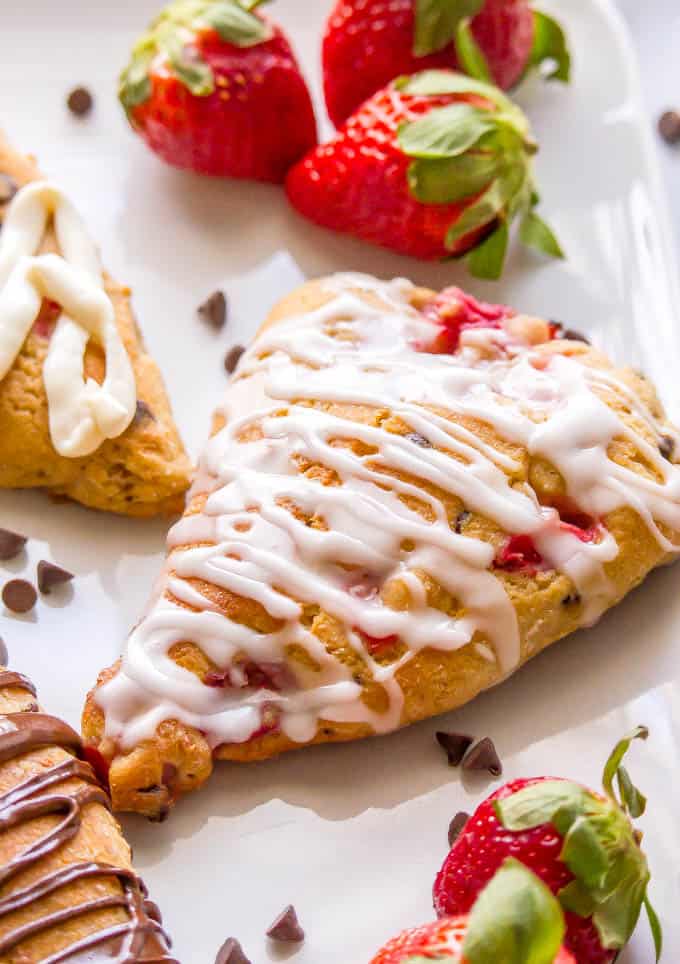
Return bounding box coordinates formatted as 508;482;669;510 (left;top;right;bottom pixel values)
323;0;571;128
433;729;663;963
371;859;576;963
286;70;562;277
119;0;317;183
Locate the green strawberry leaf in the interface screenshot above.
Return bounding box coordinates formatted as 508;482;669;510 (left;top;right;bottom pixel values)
644;892;663;963
462;858;566;964
558;880;597;918
407;152;501;204
592;864;649;951
398;103;497;160
495;780;589;831
119;40;155;112
396;69;512;113
413;0;484;57
162;30;215;95
467;221;509;280
526;10;571;83
454;19;493;83
519;210;565;259
200;0;272;46
445;171;521;249
617;765;647;819
602;726;648;803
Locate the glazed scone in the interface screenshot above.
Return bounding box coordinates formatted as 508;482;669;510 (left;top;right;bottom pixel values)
0;670;175;962
0;131;191;516
83;274;680;817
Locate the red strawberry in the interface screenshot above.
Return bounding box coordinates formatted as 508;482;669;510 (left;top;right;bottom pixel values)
371;860;576;963
433;729;662;963
119;0;317;182
323;0;570;128
287;69;562;277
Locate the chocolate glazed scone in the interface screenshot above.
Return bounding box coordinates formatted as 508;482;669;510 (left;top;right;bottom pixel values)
0;669;176;962
84;273;680;817
0;131;191;516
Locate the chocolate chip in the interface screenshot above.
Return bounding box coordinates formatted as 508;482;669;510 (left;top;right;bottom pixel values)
454;510;471;534
406;432;432;448
0;174;18;205
144;900;163;924
0;529;27;561
658;110;680;145
266;905;305;943
448;810;470;847
561;592;581;606
67;86;93;117
561;328;590;344
462;737;502;777
436;731;473;767
198;290;227;330
37;561;74;594
133;400;156;425
0;637;7;665
224;344;245;375
215;938;252;964
2;579;37;614
162;762;178;785
659;435;675;461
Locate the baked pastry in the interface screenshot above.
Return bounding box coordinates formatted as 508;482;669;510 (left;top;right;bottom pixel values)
0;131;191;516
0;668;175;962
83;273;680;817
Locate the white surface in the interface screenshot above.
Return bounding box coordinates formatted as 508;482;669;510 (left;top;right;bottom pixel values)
0;1;679;961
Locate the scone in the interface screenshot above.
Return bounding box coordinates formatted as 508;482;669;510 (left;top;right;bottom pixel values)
0;131;191;516
0;669;175;962
83;273;680;817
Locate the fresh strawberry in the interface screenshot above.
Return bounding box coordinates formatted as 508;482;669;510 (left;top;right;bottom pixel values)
323;0;571;128
420;286;513;352
119;0;317;182
433;729;662;963
287;69;562;277
371;859;576;963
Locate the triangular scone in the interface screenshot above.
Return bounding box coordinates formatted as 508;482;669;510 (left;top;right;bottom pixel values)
83;274;680;816
0;131;191;516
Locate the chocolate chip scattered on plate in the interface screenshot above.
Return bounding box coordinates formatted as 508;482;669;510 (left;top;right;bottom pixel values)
436;731;473;767
215;937;251;964
0;528;27;561
462;737;502;777
2;579;37;614
266;904;305;943
37;561;74;595
198;290;228;330
658;109;680;145
225;344;245;375
448;810;470;847
67;86;93;117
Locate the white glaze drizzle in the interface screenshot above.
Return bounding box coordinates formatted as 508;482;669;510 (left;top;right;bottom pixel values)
96;274;680;751
0;182;136;457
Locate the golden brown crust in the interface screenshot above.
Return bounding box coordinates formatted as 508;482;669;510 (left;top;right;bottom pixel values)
83;277;680;816
0;131;191;517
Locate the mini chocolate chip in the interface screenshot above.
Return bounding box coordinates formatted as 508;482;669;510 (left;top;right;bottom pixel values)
436;731;473;767
37;561;74;594
659;435;675;461
266;905;305;943
2;579;37;614
225;344;245;374
561;328;590;344
0;637;7;665
67;86;93;116
0;529;27;561
454;510;471;534
658;110;680;145
138;785;162;794
198;290;227;330
162;762;178;785
133;399;156;425
561;592;581;606
0;174;18;205
144;900;162;924
448;810;470;848
406;431;432;448
462;737;502;777
215;938;252;964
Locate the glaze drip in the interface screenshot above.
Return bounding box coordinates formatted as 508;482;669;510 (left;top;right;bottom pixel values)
95;274;680;753
0;682;175;962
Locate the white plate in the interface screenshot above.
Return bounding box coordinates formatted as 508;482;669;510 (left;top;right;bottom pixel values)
1;1;679;961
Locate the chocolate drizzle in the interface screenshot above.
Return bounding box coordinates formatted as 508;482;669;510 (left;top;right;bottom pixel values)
0;679;178;963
